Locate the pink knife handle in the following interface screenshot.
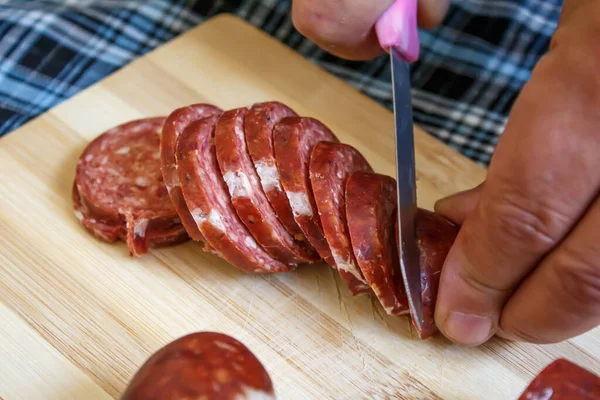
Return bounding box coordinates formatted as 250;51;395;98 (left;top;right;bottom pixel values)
375;0;420;63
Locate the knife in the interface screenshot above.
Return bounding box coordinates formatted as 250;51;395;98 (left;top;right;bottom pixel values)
375;0;424;331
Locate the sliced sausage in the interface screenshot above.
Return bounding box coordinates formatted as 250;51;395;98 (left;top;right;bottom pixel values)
346;171;409;315
518;358;600;399
273;117;340;266
121;332;276;400
214;108;319;265
176;115;291;273
160;103;222;242
309;142;373;295
73;117;187;257
244;102;312;249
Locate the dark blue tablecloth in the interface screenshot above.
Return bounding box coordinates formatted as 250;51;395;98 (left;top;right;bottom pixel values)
0;0;563;165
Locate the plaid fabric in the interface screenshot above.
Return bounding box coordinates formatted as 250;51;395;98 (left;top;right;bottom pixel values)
0;0;563;165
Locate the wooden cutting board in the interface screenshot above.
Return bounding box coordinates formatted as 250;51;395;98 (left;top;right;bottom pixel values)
0;14;598;400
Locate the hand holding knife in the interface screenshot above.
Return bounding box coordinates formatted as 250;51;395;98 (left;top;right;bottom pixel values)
375;0;424;331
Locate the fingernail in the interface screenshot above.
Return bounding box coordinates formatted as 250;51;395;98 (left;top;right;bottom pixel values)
444;312;492;346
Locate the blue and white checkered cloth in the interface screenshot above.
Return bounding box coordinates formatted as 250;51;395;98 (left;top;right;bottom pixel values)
0;0;563;165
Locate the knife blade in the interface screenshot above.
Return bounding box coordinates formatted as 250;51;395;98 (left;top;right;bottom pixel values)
390;48;423;331
375;0;423;330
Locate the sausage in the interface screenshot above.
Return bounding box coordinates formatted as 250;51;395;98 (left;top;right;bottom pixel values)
214;108;319;265
273;117;340;266
309;142;373;295
73;117;188;257
160;103;222;242
176;115;292;273
73;101;464;343
346;171;409;315
121;332;276;400
518;358;600;399
244;102;314;250
410;208;459;339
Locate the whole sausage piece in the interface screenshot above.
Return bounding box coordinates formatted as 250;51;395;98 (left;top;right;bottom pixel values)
176;115;291;273
518;358;600;399
214;108;318;265
160;103;222;243
346;171;409;315
73;117;189;257
244;102;316;256
309;142;373;295
121;332;276;400
273;117;340;266
408;208;459;339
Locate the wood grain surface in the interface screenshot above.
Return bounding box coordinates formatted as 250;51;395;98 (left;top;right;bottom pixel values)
0;14;598;400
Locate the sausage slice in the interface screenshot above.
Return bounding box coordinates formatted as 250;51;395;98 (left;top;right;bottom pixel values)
309;142;373;295
74;117;188;256
273;117;340;266
160;103;222;242
346;171;409;315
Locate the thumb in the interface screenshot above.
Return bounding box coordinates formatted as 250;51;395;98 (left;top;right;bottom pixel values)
434;183;485;225
292;0;451;61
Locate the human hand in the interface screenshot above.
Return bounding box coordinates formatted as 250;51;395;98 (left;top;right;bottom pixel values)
433;0;600;346
291;0;450;60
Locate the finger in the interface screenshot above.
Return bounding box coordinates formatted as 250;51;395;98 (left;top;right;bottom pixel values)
292;0;451;60
434;183;484;225
434;49;600;346
557;0;595;26
292;0;393;60
498;194;600;344
417;0;451;29
552;0;599;50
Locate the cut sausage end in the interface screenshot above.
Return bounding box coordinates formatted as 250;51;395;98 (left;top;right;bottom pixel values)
121;331;276;400
518;358;600;399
